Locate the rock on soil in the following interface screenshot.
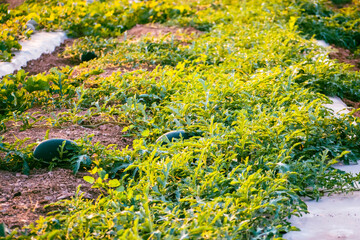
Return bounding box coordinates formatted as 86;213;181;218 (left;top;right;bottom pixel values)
343;98;360;118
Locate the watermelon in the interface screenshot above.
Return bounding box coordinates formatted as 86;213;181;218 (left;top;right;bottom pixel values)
26;23;36;31
80;51;97;62
33;139;79;162
156;130;190;145
26;19;38;31
26;19;38;27
0;223;6;237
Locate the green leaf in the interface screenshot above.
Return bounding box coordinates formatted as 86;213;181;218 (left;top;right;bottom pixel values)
141;129;150;137
116;186;125;192
99;170;107;180
83;176;95;184
108;179;121;188
22;160;30;176
23;76;50;93
72;155;92;175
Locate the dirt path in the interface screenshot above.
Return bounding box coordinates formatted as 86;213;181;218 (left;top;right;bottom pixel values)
0;168;100;229
2;0;26;9
327;44;360;116
20;39;80;76
329;45;360;71
2;106;134;148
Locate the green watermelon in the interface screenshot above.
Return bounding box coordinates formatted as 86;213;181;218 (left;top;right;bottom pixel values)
80;51;97;62
33;139;79;162
156;130;190;145
0;223;6;237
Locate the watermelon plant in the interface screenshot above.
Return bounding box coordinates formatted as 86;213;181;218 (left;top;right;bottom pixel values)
1;0;360;239
295;0;360;50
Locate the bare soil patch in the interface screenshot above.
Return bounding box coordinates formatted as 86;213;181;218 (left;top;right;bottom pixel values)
343;98;360;117
0;108;130;231
0;168;100;229
329;45;360;71
2;108;133;149
20;39;80;76
2;0;25;9
126;23;203;39
72;24;202;78
3;123;133;149
325;0;358;10
87;64;157;81
71;62;156;82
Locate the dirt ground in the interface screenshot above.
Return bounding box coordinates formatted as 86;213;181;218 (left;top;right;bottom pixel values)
126;23;202;39
2;0;25;9
0;168;100;229
20;39;80;76
2;121;133;149
70;24;202;79
329;45;360;71
328;45;360;116
2;106;133;148
343;98;360;118
0;108;130;229
18;23;201;78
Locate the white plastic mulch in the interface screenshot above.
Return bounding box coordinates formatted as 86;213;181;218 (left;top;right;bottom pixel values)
285;96;360;240
323;96;351;116
285;192;360;240
315;40;330;48
0;31;67;78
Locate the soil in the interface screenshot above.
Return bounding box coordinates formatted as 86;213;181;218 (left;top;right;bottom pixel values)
126;24;203;39
71;24;202;78
2;0;25;9
328;45;360;71
70;62;156;81
326;0;358;10
0;108;130;230
327;43;360;117
342;98;360;117
19;39;80;76
0;168;100;229
2;107;133;148
0;109;130;232
3;122;133;149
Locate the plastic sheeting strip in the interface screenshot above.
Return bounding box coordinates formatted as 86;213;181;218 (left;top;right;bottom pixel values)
0;31;67;78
